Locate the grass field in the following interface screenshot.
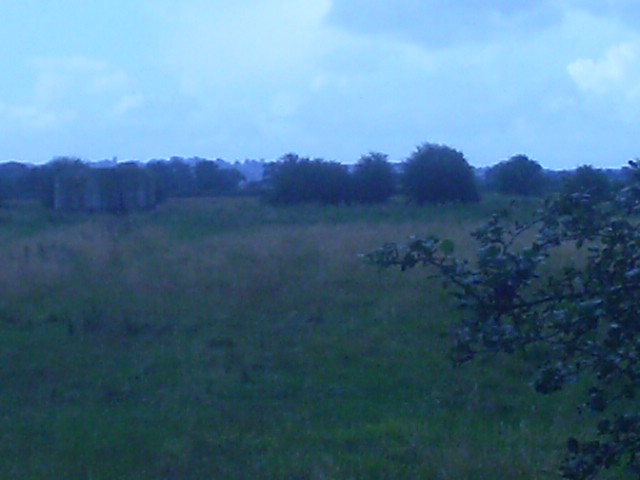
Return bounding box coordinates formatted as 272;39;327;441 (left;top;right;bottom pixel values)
0;197;611;479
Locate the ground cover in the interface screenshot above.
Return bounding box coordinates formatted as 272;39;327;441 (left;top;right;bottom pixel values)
0;197;598;479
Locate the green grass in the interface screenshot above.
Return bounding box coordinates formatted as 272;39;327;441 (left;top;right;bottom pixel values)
0;196;614;479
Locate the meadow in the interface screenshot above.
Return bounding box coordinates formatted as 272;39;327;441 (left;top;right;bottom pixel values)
0;197;610;479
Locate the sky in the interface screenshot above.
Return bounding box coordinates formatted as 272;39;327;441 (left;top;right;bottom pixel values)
1;1;640;169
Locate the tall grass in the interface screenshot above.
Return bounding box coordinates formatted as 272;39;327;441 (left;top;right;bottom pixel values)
0;196;604;479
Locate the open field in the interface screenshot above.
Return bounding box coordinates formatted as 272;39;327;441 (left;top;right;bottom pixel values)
0;197;613;479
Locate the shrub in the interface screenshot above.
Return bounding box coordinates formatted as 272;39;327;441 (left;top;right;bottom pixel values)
402;143;479;204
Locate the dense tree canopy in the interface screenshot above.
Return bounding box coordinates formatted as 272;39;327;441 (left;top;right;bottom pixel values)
146;158;195;199
0;162;34;201
486;154;546;196
402;143;479;204
264;153;352;205
194;160;245;196
351;152;396;204
562;165;613;202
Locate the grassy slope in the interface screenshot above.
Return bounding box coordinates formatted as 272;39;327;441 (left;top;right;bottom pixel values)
0;197;606;479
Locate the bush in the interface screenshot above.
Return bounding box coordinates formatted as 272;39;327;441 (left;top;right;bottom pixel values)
366;161;640;479
264;153;351;205
486;154;546;196
351;152;396;204
402;143;479;204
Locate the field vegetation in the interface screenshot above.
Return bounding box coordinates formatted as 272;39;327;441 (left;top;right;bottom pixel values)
0;196;611;479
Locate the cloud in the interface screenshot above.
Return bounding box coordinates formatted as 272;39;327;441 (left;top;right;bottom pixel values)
327;0;562;47
0;56;143;133
160;0;333;95
0;102;73;130
565;0;640;29
112;93;145;117
148;0;347;158
568;42;640;96
30;56;137;106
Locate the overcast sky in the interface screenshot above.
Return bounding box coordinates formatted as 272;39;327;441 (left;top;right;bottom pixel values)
2;1;640;169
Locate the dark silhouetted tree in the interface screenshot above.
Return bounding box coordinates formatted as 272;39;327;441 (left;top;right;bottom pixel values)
402;143;479;204
0;162;35;201
487;154;546;196
194;160;245;196
264;153;351;205
351;152;396;204
562;165;612;202
146;157;194;199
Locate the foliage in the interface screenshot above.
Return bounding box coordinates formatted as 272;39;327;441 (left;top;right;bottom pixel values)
351;152;396;204
264;153;352;205
402;143;479;204
0;162;35;201
365;161;640;479
193;159;245;196
563;165;613;203
486;154;546;196
146;157;195;199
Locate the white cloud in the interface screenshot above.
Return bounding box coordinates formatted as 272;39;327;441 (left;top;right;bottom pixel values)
0;56;143;134
0;102;73;130
161;0;333;96
112;93;145;117
327;0;562;47
30;56;136;105
567;42;640;95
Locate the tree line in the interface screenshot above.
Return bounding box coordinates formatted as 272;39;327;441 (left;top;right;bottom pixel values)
0;143;630;212
263;145;624;206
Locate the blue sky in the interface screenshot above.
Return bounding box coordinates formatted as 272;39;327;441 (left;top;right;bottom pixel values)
2;1;640;169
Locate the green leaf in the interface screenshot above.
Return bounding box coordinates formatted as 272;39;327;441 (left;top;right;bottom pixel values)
439;239;455;255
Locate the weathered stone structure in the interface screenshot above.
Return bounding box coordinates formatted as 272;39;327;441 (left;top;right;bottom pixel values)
53;163;157;213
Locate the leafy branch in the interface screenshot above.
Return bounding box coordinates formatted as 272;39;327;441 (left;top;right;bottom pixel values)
364;161;640;479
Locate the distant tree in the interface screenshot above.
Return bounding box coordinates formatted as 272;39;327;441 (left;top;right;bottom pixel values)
264;153;351;205
146;158;194;199
402;143;479;204
0;162;35;201
487;154;546;196
544;169;572;194
563;165;612;202
194;160;244;196
351;152;396;204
